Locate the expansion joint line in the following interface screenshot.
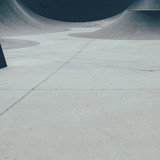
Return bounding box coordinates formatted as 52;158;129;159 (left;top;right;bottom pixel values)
0;39;94;117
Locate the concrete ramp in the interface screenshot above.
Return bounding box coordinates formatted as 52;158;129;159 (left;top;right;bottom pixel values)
75;0;160;40
129;0;160;10
0;0;134;37
0;0;69;37
18;0;133;22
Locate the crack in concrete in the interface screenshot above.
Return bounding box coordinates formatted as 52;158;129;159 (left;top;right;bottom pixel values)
0;39;94;116
0;89;28;90
0;89;33;116
35;88;160;91
104;65;160;72
1;88;160;91
78;60;160;72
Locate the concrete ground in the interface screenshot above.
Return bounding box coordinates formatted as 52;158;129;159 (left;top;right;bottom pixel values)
0;28;160;160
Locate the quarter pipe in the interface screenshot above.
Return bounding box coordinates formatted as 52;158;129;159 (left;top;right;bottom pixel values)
75;0;160;40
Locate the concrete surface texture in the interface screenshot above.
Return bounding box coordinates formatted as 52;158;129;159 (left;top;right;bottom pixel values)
1;28;160;160
1;0;160;159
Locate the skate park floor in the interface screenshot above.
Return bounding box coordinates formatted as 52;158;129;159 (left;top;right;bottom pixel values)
0;27;160;159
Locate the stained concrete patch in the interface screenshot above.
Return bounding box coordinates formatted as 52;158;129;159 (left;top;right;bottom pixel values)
0;38;39;50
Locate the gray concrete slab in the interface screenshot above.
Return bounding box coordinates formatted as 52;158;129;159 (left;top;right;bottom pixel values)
0;28;160;159
38;40;160;90
0;90;160;160
37;62;160;90
1;0;160;159
0;31;93;90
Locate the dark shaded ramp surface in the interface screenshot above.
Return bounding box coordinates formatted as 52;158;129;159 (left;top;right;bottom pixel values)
129;0;160;10
18;0;134;22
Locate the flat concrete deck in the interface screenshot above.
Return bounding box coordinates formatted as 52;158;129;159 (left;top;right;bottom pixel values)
0;28;160;160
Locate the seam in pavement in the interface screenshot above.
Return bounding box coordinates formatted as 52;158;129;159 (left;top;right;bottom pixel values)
35;89;160;91
77;59;160;72
0;39;94;117
103;65;160;72
1;88;160;91
0;89;30;90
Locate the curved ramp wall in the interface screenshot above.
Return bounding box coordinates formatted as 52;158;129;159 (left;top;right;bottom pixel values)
78;0;160;39
129;0;160;10
0;0;69;36
18;0;134;22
